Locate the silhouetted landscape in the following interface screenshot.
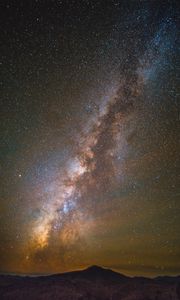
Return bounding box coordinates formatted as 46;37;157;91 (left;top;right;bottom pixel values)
1;266;180;300
0;2;179;300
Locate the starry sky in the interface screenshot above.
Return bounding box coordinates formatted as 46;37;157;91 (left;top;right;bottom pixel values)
0;0;179;277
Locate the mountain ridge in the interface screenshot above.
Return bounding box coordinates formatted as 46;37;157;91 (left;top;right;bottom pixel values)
0;265;180;300
0;265;180;280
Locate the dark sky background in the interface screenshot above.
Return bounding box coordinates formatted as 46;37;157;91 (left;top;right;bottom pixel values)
0;0;179;277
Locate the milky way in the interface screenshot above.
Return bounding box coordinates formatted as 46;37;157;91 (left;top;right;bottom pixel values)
0;1;179;276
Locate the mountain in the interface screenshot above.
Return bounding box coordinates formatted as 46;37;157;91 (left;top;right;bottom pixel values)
0;266;179;300
54;265;128;282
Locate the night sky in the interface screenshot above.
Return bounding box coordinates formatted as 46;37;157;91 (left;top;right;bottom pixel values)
0;1;179;277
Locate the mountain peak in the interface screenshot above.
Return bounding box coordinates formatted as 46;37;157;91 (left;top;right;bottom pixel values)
86;265;104;272
80;265;128;281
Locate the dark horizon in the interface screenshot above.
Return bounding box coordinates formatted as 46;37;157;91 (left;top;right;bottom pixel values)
1;265;180;300
1;265;180;279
